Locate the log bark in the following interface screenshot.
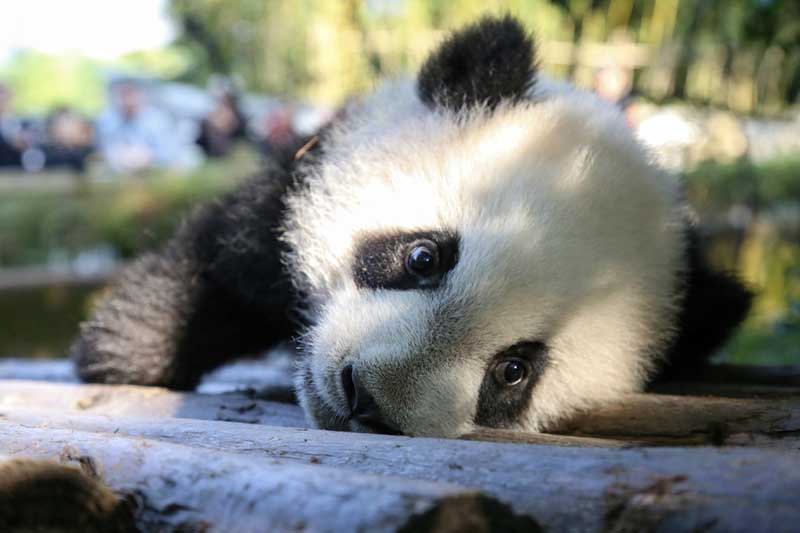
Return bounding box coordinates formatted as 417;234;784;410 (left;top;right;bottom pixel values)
0;423;539;533
1;409;799;532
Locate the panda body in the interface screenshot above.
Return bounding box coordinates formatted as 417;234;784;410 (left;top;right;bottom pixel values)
72;16;751;438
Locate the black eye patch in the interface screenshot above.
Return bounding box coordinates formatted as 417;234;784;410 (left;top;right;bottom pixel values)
474;341;549;428
352;230;460;290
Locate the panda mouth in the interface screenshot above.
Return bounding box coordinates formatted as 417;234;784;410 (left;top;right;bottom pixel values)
299;358;404;434
349;416;404;436
338;363;406;436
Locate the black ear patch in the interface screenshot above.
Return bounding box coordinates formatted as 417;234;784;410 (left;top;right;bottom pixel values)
417;15;537;113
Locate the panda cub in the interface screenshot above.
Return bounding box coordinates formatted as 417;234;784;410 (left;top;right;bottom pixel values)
72;16;751;438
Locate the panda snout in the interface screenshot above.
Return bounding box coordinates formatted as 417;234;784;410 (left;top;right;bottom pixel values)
340;364;402;435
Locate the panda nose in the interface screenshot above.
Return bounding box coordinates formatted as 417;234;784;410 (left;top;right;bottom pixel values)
340;364;380;419
340;364;403;435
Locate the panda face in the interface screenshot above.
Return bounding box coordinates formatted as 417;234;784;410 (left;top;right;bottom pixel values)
284;89;684;437
282;16;685;437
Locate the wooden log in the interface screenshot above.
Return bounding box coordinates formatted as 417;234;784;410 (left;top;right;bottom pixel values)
1;409;799;532
2;379;799;447
555;392;800;447
0;356;297;398
0;422;539;533
0;380;309;428
462;427;640;448
0;380;632;447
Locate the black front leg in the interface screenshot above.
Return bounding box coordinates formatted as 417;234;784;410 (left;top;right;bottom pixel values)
72;162;302;390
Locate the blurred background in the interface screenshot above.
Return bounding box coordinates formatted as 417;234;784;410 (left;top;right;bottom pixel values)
0;0;797;365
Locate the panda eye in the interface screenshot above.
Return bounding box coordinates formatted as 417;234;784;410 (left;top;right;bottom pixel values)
352;231;458;291
493;358;529;386
404;240;439;278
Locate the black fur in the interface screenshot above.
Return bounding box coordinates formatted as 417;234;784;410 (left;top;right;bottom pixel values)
656;229;753;380
417;15;537;112
72;142;310;389
352;230;460;291
474;341;549;428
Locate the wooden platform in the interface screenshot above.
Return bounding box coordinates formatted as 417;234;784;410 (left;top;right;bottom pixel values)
1;358;798;532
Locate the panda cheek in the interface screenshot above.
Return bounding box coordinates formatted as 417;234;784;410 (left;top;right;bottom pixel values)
304;343;346;413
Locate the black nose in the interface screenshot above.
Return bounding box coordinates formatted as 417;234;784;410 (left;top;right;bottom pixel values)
340;364;380;419
340;365;403;435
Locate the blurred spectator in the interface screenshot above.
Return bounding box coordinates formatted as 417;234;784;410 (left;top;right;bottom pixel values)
0;83;25;167
594;65;634;107
96;79;181;173
48;107;94;149
0;85;94;173
37;107;95;172
594;65;643;128
262;106;298;158
196;90;247;158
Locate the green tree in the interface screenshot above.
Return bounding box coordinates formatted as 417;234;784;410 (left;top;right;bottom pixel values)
1;51;105;114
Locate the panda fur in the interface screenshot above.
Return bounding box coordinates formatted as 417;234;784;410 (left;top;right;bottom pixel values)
72;15;752;438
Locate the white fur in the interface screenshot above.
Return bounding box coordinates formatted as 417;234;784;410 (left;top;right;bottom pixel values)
283;78;686;437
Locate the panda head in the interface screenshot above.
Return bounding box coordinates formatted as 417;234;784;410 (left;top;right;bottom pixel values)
283;16;685;437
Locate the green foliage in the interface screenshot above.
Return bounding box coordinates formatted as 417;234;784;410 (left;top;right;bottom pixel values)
685;157;800;213
0;51;105;115
160;0;800;109
723;298;800;366
165;0;566;103
0;284;97;358
167;0;313;96
684;156;800;366
116;48;194;80
0;47;198;116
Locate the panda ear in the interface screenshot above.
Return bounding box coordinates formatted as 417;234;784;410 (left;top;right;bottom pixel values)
417;15;537;113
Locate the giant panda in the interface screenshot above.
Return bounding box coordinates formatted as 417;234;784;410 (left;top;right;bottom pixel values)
72;15;752;438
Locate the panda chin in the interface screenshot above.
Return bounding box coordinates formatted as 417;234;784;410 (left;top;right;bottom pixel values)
348;418;404;436
295;359;351;432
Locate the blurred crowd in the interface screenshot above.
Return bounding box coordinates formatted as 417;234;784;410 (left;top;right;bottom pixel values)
0;79;310;176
